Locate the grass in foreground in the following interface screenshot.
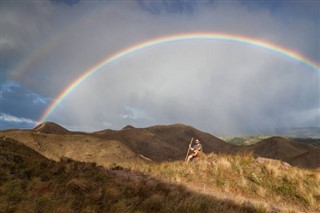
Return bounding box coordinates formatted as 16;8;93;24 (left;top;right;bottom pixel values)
1;137;270;213
129;153;320;212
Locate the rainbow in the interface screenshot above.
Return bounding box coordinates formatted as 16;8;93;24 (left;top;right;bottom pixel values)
38;33;320;123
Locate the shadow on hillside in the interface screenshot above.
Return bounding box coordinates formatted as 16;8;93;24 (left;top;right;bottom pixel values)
0;137;265;213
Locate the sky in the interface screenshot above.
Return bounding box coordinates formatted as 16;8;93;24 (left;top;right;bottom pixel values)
0;0;319;135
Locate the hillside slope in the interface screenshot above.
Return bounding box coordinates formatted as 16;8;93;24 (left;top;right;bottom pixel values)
94;123;234;162
130;153;320;213
94;124;320;168
0;130;141;167
0;137;269;213
240;137;320;169
1;122;319;168
33;122;70;134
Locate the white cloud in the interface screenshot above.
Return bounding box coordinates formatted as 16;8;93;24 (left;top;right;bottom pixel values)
0;113;38;125
26;92;51;105
0;80;21;93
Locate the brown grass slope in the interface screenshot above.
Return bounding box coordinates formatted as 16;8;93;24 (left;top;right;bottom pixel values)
0;129;142;167
1;122;319;169
33;122;70;134
289;149;320;169
0;137;267;213
94;123;235;162
240;137;320;169
131;154;320;213
94;124;320;168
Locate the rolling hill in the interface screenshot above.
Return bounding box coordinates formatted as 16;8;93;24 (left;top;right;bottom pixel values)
1;122;319;169
0;122;142;167
1;137;268;213
1;136;319;212
34;121;70;134
94;123;234;162
1;123;320;212
238;136;320;169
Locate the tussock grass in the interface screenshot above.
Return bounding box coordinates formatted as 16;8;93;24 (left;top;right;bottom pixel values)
1;137;270;213
1;136;319;212
129;153;320;212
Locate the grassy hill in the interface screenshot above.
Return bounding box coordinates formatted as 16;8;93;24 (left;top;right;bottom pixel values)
222;135;320;148
129;154;320;213
279;127;320;138
34;121;70;134
220;135;271;146
1;136;280;213
237;137;320;169
0;129;142;168
94;123;234;162
2;122;320;213
292;138;320;148
1;122;320;170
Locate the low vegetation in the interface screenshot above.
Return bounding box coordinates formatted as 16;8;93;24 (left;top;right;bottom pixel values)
222;135;320;148
1;123;319;212
220;136;271;146
129;154;320;212
292;138;320;148
0;137;273;213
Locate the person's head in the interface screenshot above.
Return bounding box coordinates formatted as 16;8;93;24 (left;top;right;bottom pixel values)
195;139;200;144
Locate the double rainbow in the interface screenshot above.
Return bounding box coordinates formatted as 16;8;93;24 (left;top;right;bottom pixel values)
38;33;320;123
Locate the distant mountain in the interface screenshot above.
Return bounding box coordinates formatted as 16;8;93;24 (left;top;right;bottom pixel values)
291;137;320;148
1;122;319;169
94;124;320;168
238;136;320;169
33;122;70;134
276;127;320;138
94;123;234;162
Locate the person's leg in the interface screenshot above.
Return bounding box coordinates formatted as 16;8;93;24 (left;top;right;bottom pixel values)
187;154;193;163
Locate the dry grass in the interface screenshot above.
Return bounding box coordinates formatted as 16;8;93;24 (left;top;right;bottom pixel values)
128;153;320;212
0;131;142;167
1;137;271;213
1;134;319;212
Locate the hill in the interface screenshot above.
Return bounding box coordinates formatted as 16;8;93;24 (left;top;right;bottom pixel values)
289;149;320;169
33;122;70;134
130;153;320;213
0;128;142;167
0;136;274;213
1;124;320;212
220;135;271;146
222;135;320;148
277;127;320;138
94;123;234;162
292;138;320;148
1;122;320;169
239;137;320;169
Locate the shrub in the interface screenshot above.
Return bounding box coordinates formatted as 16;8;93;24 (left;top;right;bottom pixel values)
250;172;262;185
141;194;164;211
67;178;91;194
35;195;53;213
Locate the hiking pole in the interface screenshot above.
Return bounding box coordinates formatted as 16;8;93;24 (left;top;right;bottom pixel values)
185;138;193;162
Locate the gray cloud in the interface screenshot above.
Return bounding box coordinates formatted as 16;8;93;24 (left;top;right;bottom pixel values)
1;1;319;134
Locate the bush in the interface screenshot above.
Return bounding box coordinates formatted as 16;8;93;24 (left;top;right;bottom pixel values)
35;195;53;213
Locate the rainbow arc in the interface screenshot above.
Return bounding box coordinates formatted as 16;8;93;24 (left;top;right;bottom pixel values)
38;33;320;123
